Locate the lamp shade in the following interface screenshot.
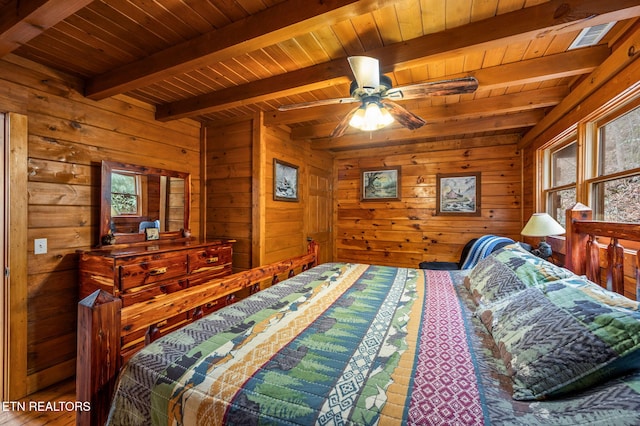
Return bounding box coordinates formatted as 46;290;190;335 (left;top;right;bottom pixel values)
521;213;565;237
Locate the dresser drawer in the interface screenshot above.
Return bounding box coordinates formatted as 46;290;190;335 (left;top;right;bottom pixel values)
189;245;232;274
121;278;188;306
119;254;188;291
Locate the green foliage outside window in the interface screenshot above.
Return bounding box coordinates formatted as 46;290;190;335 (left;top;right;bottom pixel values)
111;172;138;215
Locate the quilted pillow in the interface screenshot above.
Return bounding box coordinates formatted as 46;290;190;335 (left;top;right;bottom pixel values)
465;243;573;306
477;275;640;400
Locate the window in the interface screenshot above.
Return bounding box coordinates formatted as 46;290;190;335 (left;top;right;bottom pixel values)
111;172;140;216
590;104;640;222
541;99;640;225
544;141;577;223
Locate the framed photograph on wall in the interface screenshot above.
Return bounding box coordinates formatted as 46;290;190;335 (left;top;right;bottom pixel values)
436;172;481;216
273;158;299;202
361;167;401;201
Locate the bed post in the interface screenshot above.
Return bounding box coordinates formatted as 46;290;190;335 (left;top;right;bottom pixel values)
76;290;122;426
565;203;592;275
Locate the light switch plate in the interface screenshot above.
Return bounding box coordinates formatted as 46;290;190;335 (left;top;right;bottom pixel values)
34;238;47;255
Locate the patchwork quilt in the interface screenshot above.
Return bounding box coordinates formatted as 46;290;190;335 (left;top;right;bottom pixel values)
107;262;640;425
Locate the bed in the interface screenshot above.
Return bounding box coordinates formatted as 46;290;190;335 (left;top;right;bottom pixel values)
78;204;640;425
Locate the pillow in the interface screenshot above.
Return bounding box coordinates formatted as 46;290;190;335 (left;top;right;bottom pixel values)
465;243;573;306
477;276;640;400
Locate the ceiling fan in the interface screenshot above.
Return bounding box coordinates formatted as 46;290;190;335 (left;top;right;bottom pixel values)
278;56;479;138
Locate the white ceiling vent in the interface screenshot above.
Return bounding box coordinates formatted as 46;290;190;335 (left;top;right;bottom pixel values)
569;22;616;50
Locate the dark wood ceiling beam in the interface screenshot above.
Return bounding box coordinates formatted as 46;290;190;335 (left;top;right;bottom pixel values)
155;0;639;121
311;110;545;151
291;86;567;139
85;0;397;100
0;0;92;57
265;47;606;126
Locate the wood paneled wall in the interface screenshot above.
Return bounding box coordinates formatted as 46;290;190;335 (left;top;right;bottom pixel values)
206;118;333;269
0;54;202;396
205;118;254;271
263;125;308;264
334;135;522;268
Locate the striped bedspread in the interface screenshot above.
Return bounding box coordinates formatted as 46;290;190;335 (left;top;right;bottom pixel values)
107;263;640;425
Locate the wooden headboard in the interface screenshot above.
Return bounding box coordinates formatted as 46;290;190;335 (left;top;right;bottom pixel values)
565;203;640;301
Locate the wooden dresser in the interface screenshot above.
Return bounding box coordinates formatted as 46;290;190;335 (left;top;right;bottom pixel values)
78;239;235;359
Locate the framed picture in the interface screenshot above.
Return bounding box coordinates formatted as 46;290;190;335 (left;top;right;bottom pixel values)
436;172;481;216
361;167;401;201
273;158;299;202
144;227;160;240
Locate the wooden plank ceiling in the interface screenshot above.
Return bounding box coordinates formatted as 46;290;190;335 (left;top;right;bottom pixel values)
1;0;640;150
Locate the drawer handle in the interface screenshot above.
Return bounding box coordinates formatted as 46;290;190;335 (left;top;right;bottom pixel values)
205;256;219;264
149;267;168;276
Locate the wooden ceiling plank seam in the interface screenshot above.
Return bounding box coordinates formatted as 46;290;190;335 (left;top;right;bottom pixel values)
156;0;217;35
246;49;288;75
329;18;366;56
469;0;499;22
84;0;401;99
83;1;171;52
112;0;198;43
445;0;474;29
71;8;150;58
371;4;402;45
421;0;446;34
308;26;349;60
55;18;139;66
20;26;116;74
350;11;384;52
277;37;317;69
397;0;424;40
0;0;93;57
178;0;233;29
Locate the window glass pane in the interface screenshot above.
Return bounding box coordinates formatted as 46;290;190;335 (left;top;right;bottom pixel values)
547;187;576;223
551;142;576;186
593;175;640;222
112;173;136;195
111;172;138;215
599;106;640;175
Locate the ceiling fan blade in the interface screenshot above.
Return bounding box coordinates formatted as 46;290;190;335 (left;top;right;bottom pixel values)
330;106;360;138
380;100;426;130
385;76;479;100
347;56;380;91
278;97;358;111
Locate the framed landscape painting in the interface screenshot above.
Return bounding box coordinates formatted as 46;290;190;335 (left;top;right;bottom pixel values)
436;172;481;216
273;158;299;202
361;167;401;201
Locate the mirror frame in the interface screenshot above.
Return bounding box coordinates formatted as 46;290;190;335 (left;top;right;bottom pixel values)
100;160;191;245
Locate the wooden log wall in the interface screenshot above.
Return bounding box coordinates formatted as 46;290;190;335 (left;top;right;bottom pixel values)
334;135;523;268
206;117;333;270
0;54;202;396
206;118;254;271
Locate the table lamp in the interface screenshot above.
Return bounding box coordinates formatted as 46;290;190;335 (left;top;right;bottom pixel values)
521;212;565;258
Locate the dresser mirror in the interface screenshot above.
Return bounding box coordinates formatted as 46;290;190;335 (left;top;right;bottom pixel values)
100;160;191;245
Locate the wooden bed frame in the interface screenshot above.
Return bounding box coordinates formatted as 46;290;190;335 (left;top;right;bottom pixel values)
76;240;319;426
76;203;640;425
565;203;640;301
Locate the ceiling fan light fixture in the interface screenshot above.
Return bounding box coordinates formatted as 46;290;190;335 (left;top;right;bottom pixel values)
349;101;394;131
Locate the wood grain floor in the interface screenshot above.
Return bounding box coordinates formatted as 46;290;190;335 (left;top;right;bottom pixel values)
0;378;76;425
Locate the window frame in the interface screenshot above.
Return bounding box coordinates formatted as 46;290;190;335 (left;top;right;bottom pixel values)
585;98;640;221
110;171;142;217
542;138;578;222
